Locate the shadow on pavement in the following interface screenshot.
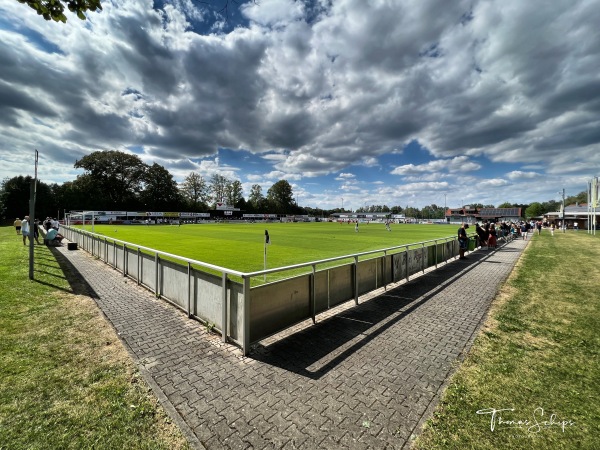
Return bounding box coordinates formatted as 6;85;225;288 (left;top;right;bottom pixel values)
41;246;100;299
251;248;493;379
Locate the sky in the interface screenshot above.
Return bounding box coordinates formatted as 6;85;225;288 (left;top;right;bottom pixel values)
1;0;599;211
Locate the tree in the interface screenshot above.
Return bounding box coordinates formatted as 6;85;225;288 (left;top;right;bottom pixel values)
74;150;147;209
498;202;513;208
140;163;181;211
267;180;294;214
52;178;95;212
248;184;265;212
180;172;209;210
225;180;244;208
525;202;544;219
1;175;57;220
209;174;230;207
17;0;102;23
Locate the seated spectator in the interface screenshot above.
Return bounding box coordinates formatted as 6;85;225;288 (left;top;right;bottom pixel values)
45;228;64;245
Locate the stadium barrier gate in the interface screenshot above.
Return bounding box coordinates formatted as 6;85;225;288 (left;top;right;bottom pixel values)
60;226;481;355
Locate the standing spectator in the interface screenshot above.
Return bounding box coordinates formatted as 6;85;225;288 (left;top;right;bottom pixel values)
33;219;41;244
458;223;469;259
475;223;488;249
536;221;542;235
51;218;59;231
488;223;498;249
21;216;31;245
521;222;528;240
14;218;22;235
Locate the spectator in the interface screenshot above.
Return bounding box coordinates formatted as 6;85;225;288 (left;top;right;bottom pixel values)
475;223;488;249
14;218;22;235
458;223;469;259
45;228;64;245
21;216;31;245
521;222;528;240
488;223;498;249
33;219;41;244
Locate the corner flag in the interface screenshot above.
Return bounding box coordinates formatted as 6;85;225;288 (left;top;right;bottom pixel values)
265;229;270;244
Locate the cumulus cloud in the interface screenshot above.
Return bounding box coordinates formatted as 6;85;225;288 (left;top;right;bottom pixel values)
391;156;481;175
1;0;599;207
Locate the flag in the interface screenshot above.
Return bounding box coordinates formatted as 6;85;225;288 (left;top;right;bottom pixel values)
265;229;270;244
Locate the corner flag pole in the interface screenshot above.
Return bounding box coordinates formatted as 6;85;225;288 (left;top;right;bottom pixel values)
264;230;270;282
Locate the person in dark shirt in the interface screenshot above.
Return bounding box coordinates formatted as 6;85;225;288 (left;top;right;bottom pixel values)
458;223;469;259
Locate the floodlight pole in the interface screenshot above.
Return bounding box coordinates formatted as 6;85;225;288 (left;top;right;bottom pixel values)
29;150;39;280
561;188;566;232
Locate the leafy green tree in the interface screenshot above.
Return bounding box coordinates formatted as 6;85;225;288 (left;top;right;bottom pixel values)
74;150;147;209
248;184;265;212
525;202;544;219
52;178;95;212
1;175;57;221
498;202;513;208
140;163;181;211
267;180;294;214
225;180;244;208
209;174;230;207
17;0;102;23
180;172;209;211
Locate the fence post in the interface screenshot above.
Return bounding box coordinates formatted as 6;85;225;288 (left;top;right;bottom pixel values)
383;250;387;291
354;256;359;305
311;264;316;324
242;276;251;356
137;248;141;285
123;243;127;277
154;252;159;298
187;262;192;318
221;273;228;343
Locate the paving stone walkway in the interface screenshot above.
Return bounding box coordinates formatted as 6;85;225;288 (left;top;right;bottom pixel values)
51;237;528;449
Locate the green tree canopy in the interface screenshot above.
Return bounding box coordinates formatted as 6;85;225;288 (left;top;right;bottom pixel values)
140;163;181;211
248;184;265;212
17;0;102;23
525;202;544;218
267;180;294;214
74;150;147;209
225;180;244;208
209;174;230;207
180;172;209;211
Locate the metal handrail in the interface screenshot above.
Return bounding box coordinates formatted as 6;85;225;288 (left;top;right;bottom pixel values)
63;225;474;280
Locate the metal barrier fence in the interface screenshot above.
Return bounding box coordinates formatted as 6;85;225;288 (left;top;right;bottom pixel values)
60;225;480;355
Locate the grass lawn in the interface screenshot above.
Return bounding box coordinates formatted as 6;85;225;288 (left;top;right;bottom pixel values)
76;221;462;273
412;230;600;449
0;226;191;450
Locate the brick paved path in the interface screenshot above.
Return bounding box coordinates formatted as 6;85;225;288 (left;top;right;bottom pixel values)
52;238;528;449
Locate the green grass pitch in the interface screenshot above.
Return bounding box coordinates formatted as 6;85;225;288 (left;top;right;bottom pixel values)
80;222;460;274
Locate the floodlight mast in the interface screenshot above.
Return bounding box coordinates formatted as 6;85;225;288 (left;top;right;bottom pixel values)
560;189;566;232
29;150;39;280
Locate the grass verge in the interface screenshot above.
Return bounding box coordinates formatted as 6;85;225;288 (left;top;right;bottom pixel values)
0;226;191;449
412;231;600;449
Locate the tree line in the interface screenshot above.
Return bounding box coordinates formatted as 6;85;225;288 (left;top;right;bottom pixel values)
0;150;301;221
0;150;588;223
